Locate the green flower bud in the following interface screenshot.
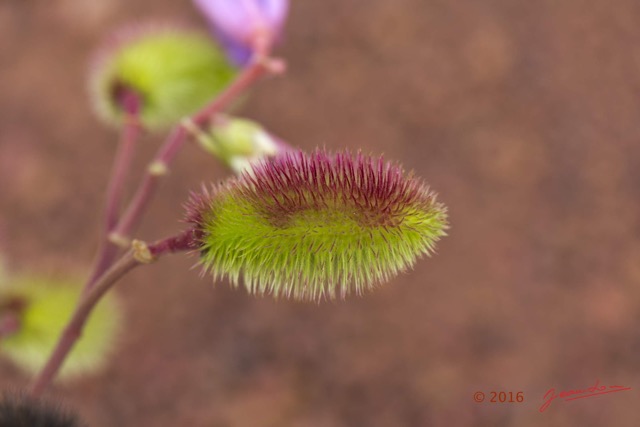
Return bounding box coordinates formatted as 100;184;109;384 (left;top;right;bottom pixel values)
195;115;280;173
90;24;236;130
186;150;448;301
0;277;121;380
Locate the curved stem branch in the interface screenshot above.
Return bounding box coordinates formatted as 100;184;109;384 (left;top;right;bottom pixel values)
105;91;142;231
28;228;196;398
110;125;187;241
85;92;142;293
29;252;140;398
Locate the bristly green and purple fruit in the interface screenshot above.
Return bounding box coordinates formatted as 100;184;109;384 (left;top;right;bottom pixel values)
89;23;235;130
186;149;448;301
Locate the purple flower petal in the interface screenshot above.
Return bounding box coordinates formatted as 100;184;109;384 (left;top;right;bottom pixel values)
211;26;253;66
194;0;289;49
257;0;289;33
193;0;252;43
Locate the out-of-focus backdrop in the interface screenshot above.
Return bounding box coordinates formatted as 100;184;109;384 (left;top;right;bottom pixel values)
2;0;640;426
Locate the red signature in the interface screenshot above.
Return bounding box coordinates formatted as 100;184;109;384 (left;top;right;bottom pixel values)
539;379;632;412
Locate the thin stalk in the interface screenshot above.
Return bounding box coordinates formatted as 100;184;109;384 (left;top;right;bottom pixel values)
29;252;139;398
28;229;197;398
105;90;142;230
85;91;142;291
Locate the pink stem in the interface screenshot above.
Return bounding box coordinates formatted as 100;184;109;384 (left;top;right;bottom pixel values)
110;126;188;239
29;252;139;398
105;90;142;230
85;91;142;292
148;228;202;257
193;50;274;126
28;230;196;398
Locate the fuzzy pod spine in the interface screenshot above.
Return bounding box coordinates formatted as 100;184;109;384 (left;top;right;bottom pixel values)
186;149;448;301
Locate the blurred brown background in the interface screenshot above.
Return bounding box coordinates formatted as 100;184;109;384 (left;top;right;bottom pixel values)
2;0;640;426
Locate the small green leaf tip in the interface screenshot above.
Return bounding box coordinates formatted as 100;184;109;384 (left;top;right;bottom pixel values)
0;277;121;381
89;23;235;130
186;149;448;301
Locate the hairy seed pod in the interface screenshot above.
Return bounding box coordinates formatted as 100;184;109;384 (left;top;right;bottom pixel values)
0;277;121;380
187;149;448;301
0;394;84;427
89;23;235;130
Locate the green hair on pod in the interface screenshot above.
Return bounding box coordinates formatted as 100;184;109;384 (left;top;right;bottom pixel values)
186;149;448;301
89;23;236;130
